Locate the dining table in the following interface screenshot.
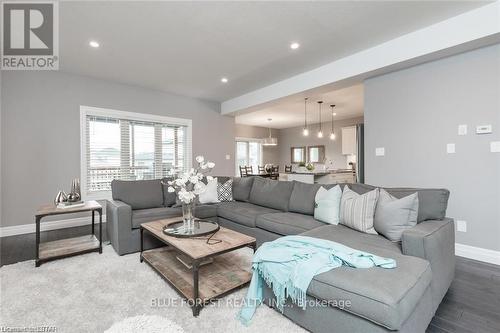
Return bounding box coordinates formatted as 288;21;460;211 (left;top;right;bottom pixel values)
246;173;272;178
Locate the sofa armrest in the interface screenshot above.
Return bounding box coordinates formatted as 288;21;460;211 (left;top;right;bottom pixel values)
106;200;132;255
402;218;455;309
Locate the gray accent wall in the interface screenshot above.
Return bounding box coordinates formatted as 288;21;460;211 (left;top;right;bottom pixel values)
235;124;280;166
278;117;364;168
1;71;235;228
365;44;500;251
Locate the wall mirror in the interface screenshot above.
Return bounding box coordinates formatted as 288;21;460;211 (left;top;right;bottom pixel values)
290;146;306;163
308;145;325;163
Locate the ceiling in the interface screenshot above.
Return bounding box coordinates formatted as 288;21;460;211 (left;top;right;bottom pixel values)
59;1;489;102
235;84;364;129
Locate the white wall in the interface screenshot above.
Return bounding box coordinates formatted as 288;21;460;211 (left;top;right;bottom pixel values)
1;71;235;228
365;44;500;252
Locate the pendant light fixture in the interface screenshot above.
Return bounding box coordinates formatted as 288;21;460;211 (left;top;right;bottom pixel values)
263;118;278;146
317;101;323;138
330;104;336;140
302;97;309;136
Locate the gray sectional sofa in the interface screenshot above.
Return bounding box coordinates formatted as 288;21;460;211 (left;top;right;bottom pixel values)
106;176;454;333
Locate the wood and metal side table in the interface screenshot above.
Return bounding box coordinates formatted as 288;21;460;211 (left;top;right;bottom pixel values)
35;200;103;267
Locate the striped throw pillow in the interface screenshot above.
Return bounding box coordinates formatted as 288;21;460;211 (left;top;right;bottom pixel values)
340;186;379;234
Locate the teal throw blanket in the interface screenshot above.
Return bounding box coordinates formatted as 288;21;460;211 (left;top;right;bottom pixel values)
237;235;396;325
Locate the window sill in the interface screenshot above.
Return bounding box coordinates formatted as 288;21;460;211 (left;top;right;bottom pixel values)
83;191;112;202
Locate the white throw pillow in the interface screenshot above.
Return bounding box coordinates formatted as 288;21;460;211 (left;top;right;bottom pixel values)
313;186;342;225
340;186;379;234
198;178;219;204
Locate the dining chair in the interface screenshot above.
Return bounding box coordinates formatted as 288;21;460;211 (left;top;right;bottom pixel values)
246;166;254;175
258;165;265;173
284;165;292;172
239;165;248;177
270;165;279;180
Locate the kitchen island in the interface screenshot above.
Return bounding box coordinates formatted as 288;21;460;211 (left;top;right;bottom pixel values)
279;170;356;184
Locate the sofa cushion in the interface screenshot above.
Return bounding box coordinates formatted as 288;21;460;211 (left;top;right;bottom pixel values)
249;177;294;211
112;179;163;210
341;183;449;222
256;212;325;236
131;204;218;229
217;201;280;228
194;204;219;220
301;224;432;330
385;188;449;222
232;177;254;202
340;183;376;195
132;207;182;228
215;176;231;184
288;182;322;215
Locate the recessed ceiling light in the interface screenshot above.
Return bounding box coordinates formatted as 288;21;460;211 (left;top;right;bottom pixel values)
221;77;228;83
89;40;100;48
333;113;337;116
290;42;300;50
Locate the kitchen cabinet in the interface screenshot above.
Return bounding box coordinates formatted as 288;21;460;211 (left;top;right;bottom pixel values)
342;126;357;155
279;173;314;184
316;172;356;184
279;171;356;184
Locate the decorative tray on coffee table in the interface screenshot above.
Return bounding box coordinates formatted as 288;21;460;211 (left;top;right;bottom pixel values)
162;219;220;238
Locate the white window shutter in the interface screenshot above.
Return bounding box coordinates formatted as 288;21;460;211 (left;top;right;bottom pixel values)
81;107;192;199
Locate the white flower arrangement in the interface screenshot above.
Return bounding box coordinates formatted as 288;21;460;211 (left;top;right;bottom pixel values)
164;156;215;204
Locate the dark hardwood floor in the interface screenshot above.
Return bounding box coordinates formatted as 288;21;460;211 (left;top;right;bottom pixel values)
1;225;499;332
428;257;500;333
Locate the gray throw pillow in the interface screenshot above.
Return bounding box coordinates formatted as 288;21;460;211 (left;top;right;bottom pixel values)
161;177;177;207
374;189;419;242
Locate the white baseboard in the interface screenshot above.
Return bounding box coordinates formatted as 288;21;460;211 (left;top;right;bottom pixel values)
0;215;107;237
455;243;500;266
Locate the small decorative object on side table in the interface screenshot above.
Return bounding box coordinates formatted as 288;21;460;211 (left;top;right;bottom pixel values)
53;178;83;208
34;200;103;267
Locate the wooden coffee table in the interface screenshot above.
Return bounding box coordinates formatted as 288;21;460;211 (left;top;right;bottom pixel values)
140;217;256;316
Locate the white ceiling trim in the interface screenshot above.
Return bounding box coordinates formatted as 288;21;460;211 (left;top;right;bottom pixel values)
221;2;500;115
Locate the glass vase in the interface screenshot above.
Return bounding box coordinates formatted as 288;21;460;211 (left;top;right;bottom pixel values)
182;201;196;233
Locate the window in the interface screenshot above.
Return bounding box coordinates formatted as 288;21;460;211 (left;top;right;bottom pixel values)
81;106;192;199
235;138;262;175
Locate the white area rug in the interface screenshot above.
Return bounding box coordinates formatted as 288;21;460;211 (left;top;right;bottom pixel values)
104;315;183;333
0;245;305;333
